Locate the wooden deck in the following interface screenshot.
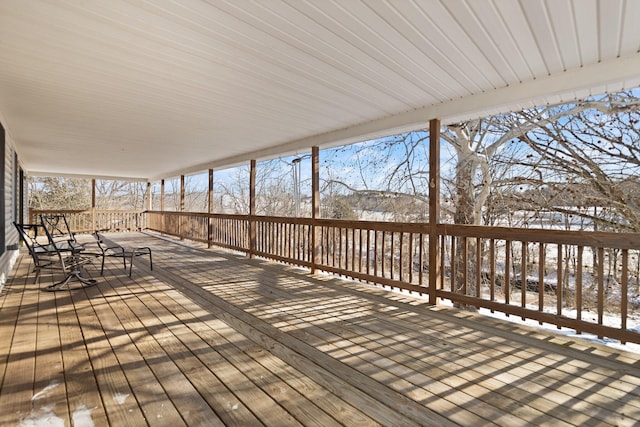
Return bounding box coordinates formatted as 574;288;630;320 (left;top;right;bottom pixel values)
1;232;639;426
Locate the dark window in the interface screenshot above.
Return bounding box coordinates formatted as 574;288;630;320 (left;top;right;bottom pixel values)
14;151;18;222
19;167;24;225
1;122;5;256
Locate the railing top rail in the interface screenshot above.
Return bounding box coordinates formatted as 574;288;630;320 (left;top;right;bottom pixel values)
439;223;640;249
31;209;144;214
146;210;249;220
147;211;640;248
147;211;429;230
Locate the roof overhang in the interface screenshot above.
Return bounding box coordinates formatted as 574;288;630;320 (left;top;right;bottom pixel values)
1;1;639;181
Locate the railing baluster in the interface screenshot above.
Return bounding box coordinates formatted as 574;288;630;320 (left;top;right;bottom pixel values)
320;225;324;264
328;226;332;267
539;242;545;320
505;240;511;310
490;239;495;312
344;227;349;272
450;236;456;293
622;249;629;344
439;235;445;292
399;232;404;283
333;226;338;268
339;226;343;269
597;247;605;335
557;244;563;326
462;236;468;296
419;233;425;287
390;232;395;282
521;241;527;320
366;229;371;278
476;237;481;301
409;232;414;285
351;228;356;276
358;228;363;274
381;231;385;279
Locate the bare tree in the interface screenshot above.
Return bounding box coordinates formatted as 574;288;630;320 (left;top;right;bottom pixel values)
182;174;209;212
511;94;640;232
320;133;430;221
94;180;147;210
213;166;250;214
256;157;308;217
28;177;91;210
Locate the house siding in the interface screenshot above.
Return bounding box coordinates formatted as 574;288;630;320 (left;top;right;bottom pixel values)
0;122;20;291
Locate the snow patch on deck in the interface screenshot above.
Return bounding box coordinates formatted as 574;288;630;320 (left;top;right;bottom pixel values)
113;393;129;405
19;405;64;427
31;381;60;401
72;405;95;427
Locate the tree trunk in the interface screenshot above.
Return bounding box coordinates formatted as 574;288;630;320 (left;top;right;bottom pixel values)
453;155;479;309
453;157;476;225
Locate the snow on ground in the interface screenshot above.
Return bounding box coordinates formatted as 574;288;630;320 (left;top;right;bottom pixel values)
478;305;640;354
436;296;640;354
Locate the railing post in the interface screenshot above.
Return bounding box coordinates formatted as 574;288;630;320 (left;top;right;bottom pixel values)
160;179;165;211
143;181;151;230
180;175;185;212
179;175;185;239
208;168;214;248
160;179;165;234
91;178;96;232
428;118;441;305
249;160;256;258
145;182;151;211
311;146;320;273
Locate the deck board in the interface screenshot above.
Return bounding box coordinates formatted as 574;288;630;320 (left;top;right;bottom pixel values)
1;231;639;426
76;288;149;427
1;259;38;425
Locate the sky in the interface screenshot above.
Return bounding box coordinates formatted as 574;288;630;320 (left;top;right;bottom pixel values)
151;131;457;201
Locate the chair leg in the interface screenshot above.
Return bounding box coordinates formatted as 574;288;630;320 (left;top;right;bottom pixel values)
129;248;152;277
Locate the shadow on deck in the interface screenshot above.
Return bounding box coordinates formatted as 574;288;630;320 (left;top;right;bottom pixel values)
1;232;639;426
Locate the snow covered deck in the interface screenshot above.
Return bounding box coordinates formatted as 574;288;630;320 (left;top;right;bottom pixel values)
1;232;639;426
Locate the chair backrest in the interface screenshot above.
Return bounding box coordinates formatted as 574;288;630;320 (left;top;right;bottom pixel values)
40;214;76;245
13;222;56;264
39;215;82;272
14;222;42;253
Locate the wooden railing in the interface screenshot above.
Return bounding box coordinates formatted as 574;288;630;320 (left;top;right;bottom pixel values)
437;224;640;344
29;209;146;233
31;208;640;343
146;210;640;344
146;211;250;253
146;212;431;291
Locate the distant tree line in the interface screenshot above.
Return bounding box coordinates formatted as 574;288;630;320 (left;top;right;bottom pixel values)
28;177;147;211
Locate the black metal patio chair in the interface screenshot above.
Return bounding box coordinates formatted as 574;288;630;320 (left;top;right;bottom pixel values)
38;214;99;291
13;222;60;283
93;232;152;277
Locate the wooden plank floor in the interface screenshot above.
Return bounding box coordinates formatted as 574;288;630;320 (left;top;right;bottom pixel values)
1;232;639;426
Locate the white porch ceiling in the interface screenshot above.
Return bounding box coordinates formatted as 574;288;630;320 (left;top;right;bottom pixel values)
1;0;639;181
